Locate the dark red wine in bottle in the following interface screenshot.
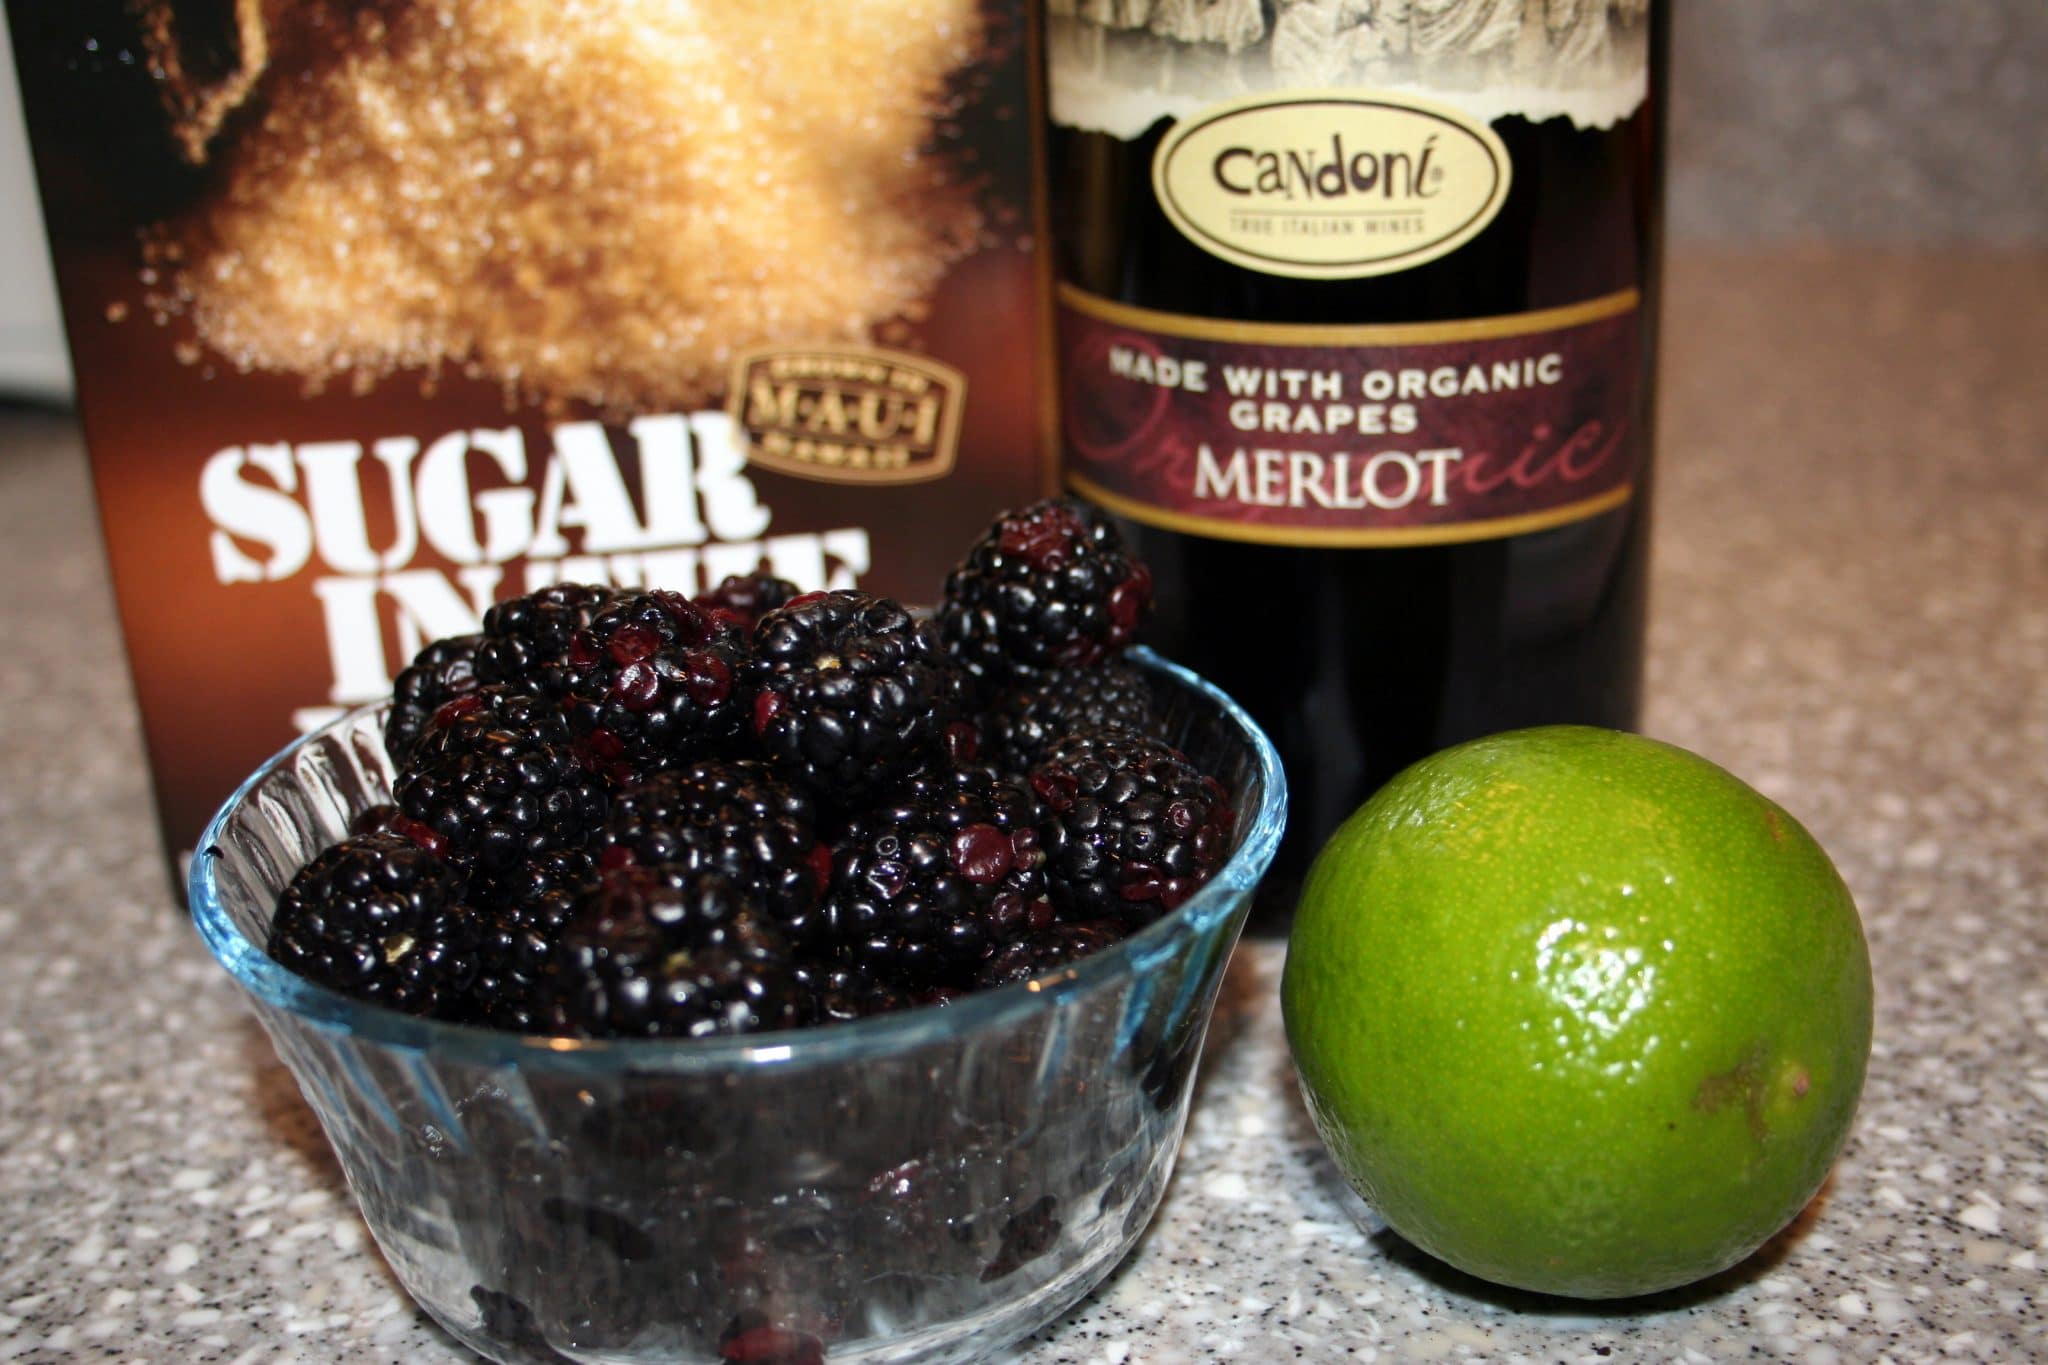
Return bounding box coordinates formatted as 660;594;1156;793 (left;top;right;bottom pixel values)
1044;0;1668;905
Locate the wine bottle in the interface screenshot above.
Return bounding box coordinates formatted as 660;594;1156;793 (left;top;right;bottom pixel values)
1044;0;1668;904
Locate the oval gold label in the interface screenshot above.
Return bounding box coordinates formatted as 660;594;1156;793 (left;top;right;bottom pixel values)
1151;90;1512;280
726;344;966;485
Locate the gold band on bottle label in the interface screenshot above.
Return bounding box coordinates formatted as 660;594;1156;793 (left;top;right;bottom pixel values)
1057;284;1641;347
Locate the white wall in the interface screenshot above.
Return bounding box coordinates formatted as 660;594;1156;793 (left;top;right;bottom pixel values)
0;8;71;401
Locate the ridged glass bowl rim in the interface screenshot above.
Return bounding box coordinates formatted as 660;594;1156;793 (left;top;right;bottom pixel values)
188;647;1287;1074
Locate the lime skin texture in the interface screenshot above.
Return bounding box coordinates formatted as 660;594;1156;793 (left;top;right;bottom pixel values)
1282;726;1874;1300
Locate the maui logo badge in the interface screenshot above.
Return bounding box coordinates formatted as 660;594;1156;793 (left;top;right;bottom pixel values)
729;345;967;485
1152;90;1511;280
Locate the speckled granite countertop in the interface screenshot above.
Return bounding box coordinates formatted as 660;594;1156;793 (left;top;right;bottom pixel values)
2;249;2044;1363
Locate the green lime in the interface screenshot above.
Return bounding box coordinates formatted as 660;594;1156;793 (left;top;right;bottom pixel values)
1282;726;1872;1299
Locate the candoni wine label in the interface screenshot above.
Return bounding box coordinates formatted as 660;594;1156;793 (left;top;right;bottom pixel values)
1047;0;1655;547
1151;90;1510;279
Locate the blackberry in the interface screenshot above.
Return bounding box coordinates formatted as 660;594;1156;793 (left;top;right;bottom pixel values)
470;846;601;918
598;761;831;948
394;687;607;875
559;591;750;780
825;771;1054;988
974;920;1127;989
268;834;479;1018
850;762;1047;859
467;849;599;1032
750;591;963;799
826;825;986;987
385;633;482;766
938;498;1152;688
476;583;617;694
696;571;801;634
1029;728;1235;923
790;958;912;1023
548;868;807;1040
981;660;1164;772
624;756;823;839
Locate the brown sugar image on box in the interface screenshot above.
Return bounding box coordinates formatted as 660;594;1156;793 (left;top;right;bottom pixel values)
133;0;990;413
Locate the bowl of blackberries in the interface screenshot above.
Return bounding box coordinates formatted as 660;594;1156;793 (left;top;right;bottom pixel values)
191;499;1285;1365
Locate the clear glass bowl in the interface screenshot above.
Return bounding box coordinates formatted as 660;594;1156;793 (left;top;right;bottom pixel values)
190;649;1285;1365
